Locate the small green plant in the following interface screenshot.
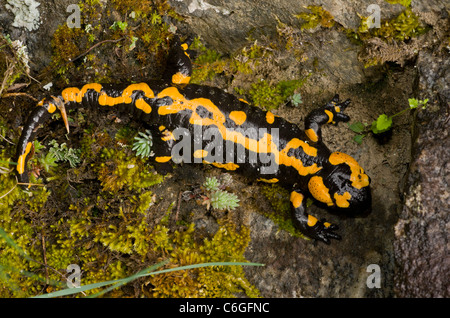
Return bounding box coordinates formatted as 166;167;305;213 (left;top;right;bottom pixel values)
203;176;220;192
132;130;154;158
38;152;59;173
110;21;128;31
289;92;303;107
202;177;240;210
47;140;82;168
349;98;428;144
32;140;81;173
209;191;240;210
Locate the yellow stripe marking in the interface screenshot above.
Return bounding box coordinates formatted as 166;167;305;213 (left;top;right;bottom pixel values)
329;152;370;189
258;178;279;183
155;156;172;163
308;176;333;206
305;128;319;142
61;83;155;113
157;86;321;177
266;111;275;124
17;142;33;175
210;162;240;170
325;109;334;123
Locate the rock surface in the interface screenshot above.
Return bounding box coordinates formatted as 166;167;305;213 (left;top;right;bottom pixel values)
393;49;449;298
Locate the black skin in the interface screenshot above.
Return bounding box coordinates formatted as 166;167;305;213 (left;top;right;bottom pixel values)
15;35;371;244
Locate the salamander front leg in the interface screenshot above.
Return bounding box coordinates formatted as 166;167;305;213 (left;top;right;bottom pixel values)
304;94;351;143
290;190;341;244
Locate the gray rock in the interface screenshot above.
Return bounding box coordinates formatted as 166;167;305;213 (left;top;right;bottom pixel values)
393;49;450;298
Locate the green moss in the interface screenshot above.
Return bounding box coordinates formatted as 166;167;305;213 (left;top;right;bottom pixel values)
189;37;226;83
1;120;259;297
260;184;307;239
385;0;411;7
247;79;305;110
350;7;426;45
363;8;426;42
149;221;260;297
295;6;335;30
48;0;176;84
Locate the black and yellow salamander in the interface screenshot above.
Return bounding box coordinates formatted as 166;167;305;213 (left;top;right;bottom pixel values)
15;36;371;244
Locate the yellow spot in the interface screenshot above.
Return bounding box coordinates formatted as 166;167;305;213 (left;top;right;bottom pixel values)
155;156;172;163
334;106;341;112
325;109;334;123
266;111;275;124
257;178;279;184
193;149;208;158
308;176;333;206
17;142;33;175
307;215;318;227
172;72;191;85
181;43;188;50
47;103;56;113
324;222;331;228
208;162;240;171
334;192;351;208
290;191;304;209
229;111;247;125
329;152;370;189
305;128;318;142
239;98;249;104
159;125;166;131
135;98;152;114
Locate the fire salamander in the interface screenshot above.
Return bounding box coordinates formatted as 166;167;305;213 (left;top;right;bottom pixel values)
15;36;371;244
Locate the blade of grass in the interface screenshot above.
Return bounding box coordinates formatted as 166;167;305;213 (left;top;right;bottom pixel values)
32;259;170;298
0;159;17;166
33;261;265;298
87;259;171;298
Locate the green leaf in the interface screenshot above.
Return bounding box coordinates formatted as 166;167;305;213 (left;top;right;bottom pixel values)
408;98;428;110
408;98;419;109
349;122;365;133
353;134;365;144
371;114;393;134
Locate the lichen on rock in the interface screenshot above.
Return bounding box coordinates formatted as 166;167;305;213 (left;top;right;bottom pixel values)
5;0;41;31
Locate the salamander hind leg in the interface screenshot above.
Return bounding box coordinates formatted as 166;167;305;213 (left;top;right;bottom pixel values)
290;190;341;244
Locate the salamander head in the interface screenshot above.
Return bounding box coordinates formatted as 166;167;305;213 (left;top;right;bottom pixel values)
307;152;371;215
